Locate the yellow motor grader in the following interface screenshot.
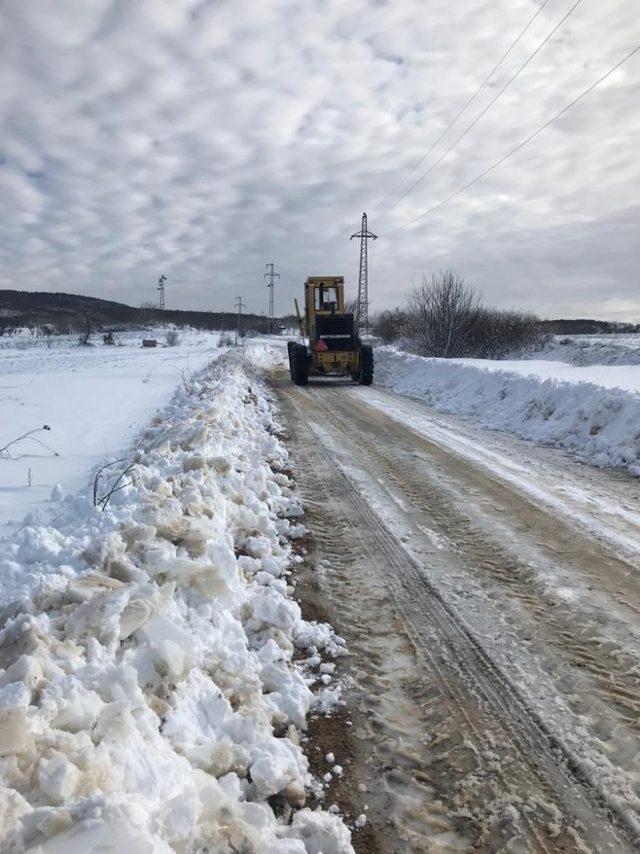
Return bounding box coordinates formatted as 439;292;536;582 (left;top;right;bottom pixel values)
287;276;373;386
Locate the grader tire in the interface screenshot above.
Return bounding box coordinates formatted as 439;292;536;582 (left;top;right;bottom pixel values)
291;343;309;386
359;344;374;386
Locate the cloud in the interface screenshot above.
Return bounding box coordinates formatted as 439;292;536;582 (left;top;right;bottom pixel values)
0;0;638;320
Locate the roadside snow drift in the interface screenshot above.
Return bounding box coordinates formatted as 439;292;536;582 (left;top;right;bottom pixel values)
0;354;352;853
375;347;640;475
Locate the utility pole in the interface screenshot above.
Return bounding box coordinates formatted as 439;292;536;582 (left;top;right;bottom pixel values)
350;212;377;334
234;296;245;347
264;263;280;334
157;274;167;311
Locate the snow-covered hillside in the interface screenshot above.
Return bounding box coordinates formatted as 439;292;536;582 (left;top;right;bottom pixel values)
375;346;640;475
0;351;353;853
0;329;221;537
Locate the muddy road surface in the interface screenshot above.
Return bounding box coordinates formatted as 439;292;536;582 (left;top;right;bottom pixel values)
273;373;640;853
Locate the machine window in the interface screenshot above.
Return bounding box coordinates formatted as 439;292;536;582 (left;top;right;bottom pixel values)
315;286;338;311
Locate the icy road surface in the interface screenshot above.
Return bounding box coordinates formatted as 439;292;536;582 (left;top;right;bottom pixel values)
275;373;640;852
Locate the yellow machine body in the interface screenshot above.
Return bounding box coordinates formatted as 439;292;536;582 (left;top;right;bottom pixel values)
288;276;373;386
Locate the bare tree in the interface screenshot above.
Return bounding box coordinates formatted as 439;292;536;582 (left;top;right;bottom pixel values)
138;301;157;326
403;270;542;358
407;271;479;358
78;312;96;346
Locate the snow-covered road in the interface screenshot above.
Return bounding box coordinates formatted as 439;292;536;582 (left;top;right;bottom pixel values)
276;373;640;852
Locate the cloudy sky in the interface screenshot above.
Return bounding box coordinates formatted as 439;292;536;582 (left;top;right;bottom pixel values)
0;0;638;320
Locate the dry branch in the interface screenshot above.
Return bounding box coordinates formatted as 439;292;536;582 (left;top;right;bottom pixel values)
0;425;60;459
93;455;140;510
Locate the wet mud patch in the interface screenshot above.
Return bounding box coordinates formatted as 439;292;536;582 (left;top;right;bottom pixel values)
293;537;388;854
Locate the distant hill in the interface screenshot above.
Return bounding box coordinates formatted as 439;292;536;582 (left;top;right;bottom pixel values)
0;290;271;334
540;318;640;335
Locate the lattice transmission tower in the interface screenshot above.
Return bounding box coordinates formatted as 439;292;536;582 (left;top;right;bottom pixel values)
157;274;167;311
234;295;245;347
349;213;377;334
264;263;280;334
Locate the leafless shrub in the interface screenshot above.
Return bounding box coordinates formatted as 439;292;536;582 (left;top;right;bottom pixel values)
165;329;180;347
466;306;542;358
405;270;542;358
93;455;140;510
371;308;409;344
218;333;234;347
138;301;158;326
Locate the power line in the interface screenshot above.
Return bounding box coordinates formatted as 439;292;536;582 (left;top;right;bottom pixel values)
372;0;553;217
373;0;583;226
386;44;640;234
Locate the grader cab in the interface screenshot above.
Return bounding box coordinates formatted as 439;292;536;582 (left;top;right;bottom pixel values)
287;276;373;386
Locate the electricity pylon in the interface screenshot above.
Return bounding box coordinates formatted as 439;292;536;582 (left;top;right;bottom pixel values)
350;213;377;334
157;274;167;310
234;296;245;347
264;263;280;334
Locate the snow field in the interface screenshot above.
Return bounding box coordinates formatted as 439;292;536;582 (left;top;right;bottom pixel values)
521;333;640;367
0;352;352;853
0;328;224;538
375;347;640;475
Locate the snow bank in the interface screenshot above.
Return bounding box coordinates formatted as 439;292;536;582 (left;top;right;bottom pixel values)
375;347;640;475
0;354;352;853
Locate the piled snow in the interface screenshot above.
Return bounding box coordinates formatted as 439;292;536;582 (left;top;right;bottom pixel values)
0;354;352;853
0;328;223;537
243;338;289;371
375;347;640;475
